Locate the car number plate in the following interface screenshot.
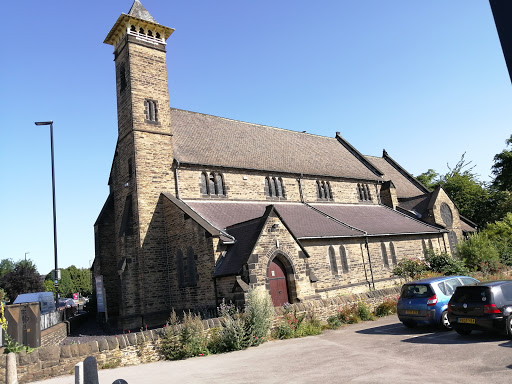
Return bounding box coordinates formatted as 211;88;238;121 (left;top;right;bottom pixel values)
458;318;476;324
405;310;419;315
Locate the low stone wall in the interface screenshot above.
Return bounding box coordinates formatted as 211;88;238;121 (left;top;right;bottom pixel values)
274;286;401;322
0;288;399;383
41;322;68;348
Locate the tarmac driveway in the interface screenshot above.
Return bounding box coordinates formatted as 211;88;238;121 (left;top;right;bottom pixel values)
34;315;512;384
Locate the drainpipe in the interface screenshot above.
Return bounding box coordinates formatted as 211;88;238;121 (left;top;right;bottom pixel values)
173;160;181;199
365;236;375;290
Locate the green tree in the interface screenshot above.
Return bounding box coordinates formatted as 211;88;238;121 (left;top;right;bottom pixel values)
456;232;500;272
416;154;491;228
416;169;438;190
0;259;14;278
67;265;93;297
0;260;44;302
481;212;512;266
44;266;93;298
492;135;512;192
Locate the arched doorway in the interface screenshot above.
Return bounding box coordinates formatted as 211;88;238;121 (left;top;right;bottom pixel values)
267;258;290;307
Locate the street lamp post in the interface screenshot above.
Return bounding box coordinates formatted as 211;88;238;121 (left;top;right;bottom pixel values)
24;252;29;293
34;121;59;312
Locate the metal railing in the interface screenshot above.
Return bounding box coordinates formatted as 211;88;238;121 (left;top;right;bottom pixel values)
40;311;60;331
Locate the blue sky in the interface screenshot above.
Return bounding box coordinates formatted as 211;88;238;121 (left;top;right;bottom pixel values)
0;1;510;275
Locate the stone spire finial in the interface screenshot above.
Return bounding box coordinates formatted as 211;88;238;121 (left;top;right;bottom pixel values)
128;0;157;23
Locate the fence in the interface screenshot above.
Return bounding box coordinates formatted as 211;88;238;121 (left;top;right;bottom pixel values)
40;311;60;331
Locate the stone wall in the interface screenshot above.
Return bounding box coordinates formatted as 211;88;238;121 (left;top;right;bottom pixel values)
0;288;399;383
41;323;68;348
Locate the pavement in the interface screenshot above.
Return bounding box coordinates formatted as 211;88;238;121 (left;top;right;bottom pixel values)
32;315;512;384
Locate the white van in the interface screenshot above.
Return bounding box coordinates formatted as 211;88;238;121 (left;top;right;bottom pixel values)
13;292;56;314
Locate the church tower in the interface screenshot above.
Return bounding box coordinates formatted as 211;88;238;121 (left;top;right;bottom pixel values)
103;0;175;328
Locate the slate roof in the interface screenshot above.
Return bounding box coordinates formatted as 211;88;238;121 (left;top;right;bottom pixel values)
183;200;365;238
365;154;427;199
171;108;381;180
183;200;443;238
309;203;443;236
214;217;266;277
128;0;157;23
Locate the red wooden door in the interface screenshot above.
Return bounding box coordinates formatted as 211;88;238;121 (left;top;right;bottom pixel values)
268;259;290;307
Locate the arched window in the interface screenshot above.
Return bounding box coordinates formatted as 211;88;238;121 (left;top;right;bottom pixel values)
269;177;276;197
357;183;373;201
155;32;161;39
329;246;338;275
176;249;185;288
201;171;226;196
144;99;158;122
208;173;216;194
422;239;427;254
381;243;389;268
147;30;153;37
365;184;372;201
326;182;332;200
215;173;225;195
200;172;208;195
187;247;197;286
130;25;136;32
265;176;285;198
317;180;333;200
139;27;145;34
390;242;397;265
428;239;434;250
276;177;283;197
339;246;349;273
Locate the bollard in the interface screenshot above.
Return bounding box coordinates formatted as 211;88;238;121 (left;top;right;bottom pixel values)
6;352;18;384
75;361;84;384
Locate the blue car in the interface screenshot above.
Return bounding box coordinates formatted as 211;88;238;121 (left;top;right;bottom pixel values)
397;275;479;330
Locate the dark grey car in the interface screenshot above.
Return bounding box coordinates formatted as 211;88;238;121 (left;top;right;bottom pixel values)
447;280;512;337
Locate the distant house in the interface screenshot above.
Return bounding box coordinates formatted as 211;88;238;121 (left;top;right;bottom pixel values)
93;0;475;329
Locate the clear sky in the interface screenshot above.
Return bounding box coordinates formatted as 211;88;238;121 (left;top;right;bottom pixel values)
0;1;510;275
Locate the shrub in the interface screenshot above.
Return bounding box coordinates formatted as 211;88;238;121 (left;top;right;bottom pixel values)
274;312;300;339
336;304;360;324
294;315;323;337
424;249;468;275
327;314;343;329
244;288;274;346
457;232;500;271
215;301;251;352
356;300;375;321
392;258;427;280
374;298;398;317
160;310;208;360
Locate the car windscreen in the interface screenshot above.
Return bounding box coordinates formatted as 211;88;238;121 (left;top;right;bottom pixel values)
400;284;434;299
450;286;491;304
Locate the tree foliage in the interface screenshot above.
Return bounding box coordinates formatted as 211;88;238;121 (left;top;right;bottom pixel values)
416;151;512;228
44;266;92;298
0;260;44;302
492;135;512;192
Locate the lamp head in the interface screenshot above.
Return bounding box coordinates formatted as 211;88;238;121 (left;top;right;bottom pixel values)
34;121;53;126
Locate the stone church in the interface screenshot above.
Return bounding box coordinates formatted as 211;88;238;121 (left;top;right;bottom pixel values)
93;1;475;329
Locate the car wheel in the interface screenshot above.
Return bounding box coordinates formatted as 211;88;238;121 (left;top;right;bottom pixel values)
440;310;452;330
402;321;417;328
454;326;472;336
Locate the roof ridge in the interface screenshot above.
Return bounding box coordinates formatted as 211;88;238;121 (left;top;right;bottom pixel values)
170;107;339;140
